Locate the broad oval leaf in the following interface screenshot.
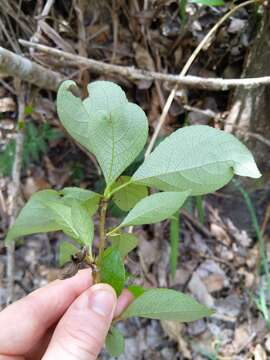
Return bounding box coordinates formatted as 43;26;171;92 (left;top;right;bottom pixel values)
59;241;78;267
119;191;189;227
122;288;213;322
112;176;148;211
99;246;125;296
45;201;79;241
57;80;148;185
109;232;139;258
61;187;101;216
71;201;94;250
5;190;61;243
105;327;125;357
132;125;261;196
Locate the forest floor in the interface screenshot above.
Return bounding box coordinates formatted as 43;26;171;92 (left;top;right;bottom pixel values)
0;1;270;359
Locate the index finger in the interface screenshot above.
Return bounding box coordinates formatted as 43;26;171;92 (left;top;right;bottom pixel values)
0;269;92;355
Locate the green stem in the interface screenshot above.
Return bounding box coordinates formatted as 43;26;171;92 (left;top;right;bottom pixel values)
104;180;132;200
98;199;108;257
107;225;121;237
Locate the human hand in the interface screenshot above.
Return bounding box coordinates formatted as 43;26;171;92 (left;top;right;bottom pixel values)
0;269;133;360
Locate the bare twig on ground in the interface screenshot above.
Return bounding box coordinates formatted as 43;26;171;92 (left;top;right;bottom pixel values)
31;0;55;43
0;46;64;90
144;0;260;157
6;82;25;305
18;40;270;91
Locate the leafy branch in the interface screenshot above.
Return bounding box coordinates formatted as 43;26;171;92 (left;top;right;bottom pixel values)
5;80;261;358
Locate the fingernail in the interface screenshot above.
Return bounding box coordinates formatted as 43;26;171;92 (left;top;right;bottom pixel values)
90;288;116;317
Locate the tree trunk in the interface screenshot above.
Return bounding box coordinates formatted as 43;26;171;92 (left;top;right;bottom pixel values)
226;9;270;176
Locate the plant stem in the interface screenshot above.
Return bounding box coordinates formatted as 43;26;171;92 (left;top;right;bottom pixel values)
104;179;132;199
98;199;108;257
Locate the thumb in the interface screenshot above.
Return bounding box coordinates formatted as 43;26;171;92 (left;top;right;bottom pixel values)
42;284;117;360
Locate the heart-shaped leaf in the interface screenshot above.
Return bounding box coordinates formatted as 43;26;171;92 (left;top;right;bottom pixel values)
132;125;261;196
57;81;148;186
122;288;213;322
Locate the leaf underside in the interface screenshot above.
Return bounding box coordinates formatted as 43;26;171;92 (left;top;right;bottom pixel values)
5;190;61;243
120;191;190;227
57;80;149;186
133;125;261;196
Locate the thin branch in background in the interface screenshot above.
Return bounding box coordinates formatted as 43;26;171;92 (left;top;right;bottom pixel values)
0;46;64;90
6;82;26;305
31;0;55;43
18;40;270;91
144;0;260;157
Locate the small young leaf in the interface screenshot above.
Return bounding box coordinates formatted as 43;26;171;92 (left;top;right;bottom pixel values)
128;284;145;299
132;125;261;196
71;201;94;249
57;80;149;186
5;190;61;243
122;288;213;322
105;327;125;357
119;191;189;227
45;201;79;241
61;187;100;216
59;241;78;267
109;233;138;258
112;176;148;211
99;246;125;296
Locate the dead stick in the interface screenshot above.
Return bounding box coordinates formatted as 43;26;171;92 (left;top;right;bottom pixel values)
6;82;25;305
18;40;270;91
0;46;64;90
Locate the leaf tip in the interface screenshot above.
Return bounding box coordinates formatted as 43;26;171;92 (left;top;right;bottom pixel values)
234;160;262;179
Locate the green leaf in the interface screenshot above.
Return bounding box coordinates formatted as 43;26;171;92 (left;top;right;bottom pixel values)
112;176;148;211
128;284;145;299
5;190;61;243
57;80;148;185
105;327;125;357
59;241;78;267
44;201;79;241
132;125;261;196
61;187;100;216
122;288;213;322
99;246;125;296
71;201;94;250
119;191;189;227
109;233;138;258
190;0;225;6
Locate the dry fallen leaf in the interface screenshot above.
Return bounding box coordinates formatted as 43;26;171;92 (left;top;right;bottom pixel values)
0;97;16;112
